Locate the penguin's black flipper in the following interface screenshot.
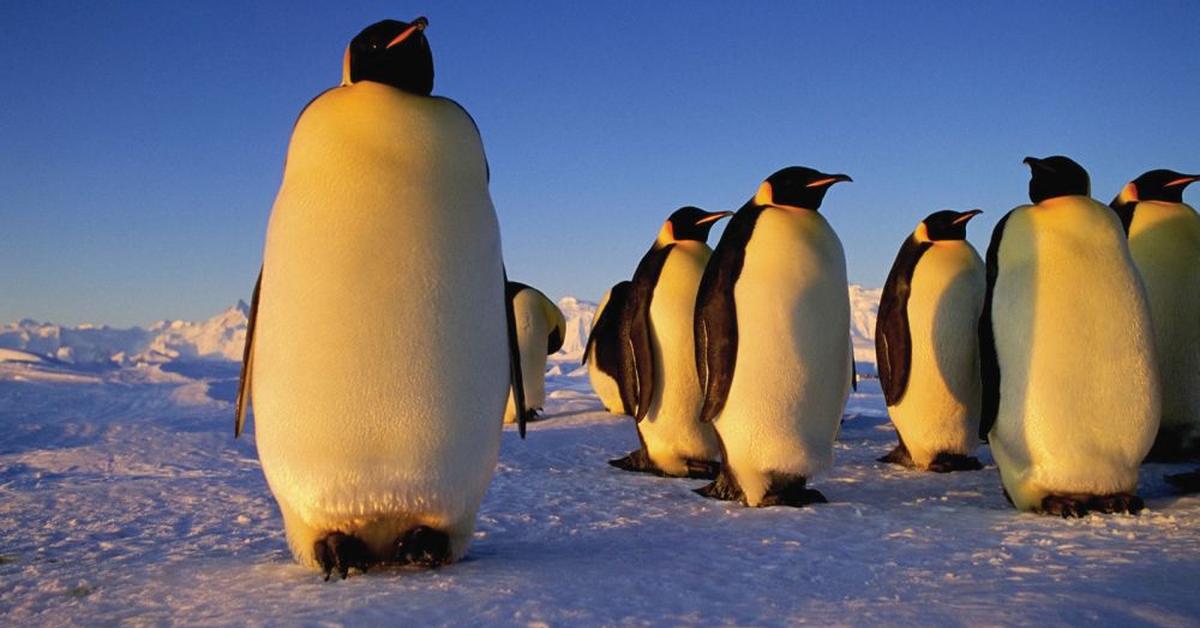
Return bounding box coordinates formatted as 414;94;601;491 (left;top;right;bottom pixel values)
234;270;262;438
624;245;674;421
1108;194;1137;236
695;203;765;423
876;236;931;406
584;282;635;416
503;272;531;438
978;211;1013;440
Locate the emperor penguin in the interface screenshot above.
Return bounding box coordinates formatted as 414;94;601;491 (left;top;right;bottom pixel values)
503;281;567;423
609;207;732;479
234;18;528;579
877;210;986;472
980;155;1160;517
694;167;853;507
1110;170;1200;462
583;281;633;414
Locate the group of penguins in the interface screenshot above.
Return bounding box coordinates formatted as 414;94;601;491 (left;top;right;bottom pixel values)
232;18;1200;580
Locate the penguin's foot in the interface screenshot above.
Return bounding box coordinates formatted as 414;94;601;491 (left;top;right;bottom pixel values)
1040;495;1091;518
608;448;661;475
314;532;372;581
1165;470;1200;494
394;526;451;567
1088;493;1144;515
877;442;913;467
684;459;721;480
694;467;744;503
758;473;827;508
927;453;983;473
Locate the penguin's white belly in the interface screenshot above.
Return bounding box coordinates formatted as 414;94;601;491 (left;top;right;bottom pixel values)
990;198;1159;510
1128;202;1200;448
253;83;506;561
889;243;984;467
715;208;851;505
641;242;720;474
504;289;551;423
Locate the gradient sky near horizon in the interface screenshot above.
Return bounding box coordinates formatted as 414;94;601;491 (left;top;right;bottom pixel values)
2;2;1198;326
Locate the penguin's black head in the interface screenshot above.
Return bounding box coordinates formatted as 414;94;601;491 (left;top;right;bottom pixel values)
1123;169;1200;203
344;18;433;95
919;209;983;242
1023;155;1090;204
656;206;732;247
754;167;852;211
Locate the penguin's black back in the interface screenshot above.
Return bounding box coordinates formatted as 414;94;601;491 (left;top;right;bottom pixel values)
978;210;1014;439
695;201;767;423
584;282;634;414
876;235;933;406
620;244;676;420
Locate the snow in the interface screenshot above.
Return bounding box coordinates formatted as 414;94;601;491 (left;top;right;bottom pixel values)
2;300;1199;624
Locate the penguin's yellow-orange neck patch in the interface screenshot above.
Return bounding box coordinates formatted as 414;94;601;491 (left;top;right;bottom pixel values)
1118;182;1139;205
754;181;773;207
914;223;932;243
655;221;676;247
341;45;352;86
754;181;811;212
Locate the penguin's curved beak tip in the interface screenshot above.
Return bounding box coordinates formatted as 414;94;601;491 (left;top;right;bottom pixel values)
386;17;429;49
953;209;984;224
1166;174;1200;188
697;211;734;225
1023;156;1050;171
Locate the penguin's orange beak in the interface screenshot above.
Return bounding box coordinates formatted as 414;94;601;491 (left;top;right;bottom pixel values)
1166;174;1200;188
952;209;984;224
696;211;734;225
805;174;853;188
387;17;428;49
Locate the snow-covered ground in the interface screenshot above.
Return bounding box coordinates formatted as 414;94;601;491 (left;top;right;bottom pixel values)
2;301;1199;625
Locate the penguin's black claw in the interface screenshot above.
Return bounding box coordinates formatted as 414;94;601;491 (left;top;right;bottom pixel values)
608;448;660;475
877;443;913;468
695;467;744;503
395;526;451;567
684;459;721;480
1165;470;1200;494
1089;493;1144;515
927;453;983;473
1040;495;1091;518
314;532;372;581
757;472;826;508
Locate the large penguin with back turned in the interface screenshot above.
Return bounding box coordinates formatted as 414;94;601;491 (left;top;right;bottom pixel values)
980;155;1159;517
583;281;633;414
234;17;529;579
876;209;986;472
694;167;853;507
1110;170;1200;464
503;281;566;424
608;206;732;478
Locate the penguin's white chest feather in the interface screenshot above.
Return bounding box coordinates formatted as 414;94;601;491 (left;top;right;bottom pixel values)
253;83;507;540
990;197;1159;509
889;242;985;466
640;242;720;473
716;208;851;502
505;289;553;422
1127;202;1200;438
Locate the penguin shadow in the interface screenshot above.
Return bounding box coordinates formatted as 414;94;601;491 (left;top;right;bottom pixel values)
1139;461;1200;509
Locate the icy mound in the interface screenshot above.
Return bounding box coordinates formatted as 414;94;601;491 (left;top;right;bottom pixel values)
0;303;249;367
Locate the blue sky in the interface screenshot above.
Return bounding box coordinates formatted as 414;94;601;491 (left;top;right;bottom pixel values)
2;2;1198;326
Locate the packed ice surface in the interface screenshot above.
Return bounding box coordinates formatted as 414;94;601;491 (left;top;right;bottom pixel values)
1;301;1199;624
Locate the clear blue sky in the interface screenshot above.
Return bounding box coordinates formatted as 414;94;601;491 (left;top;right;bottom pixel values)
2;2;1198;326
